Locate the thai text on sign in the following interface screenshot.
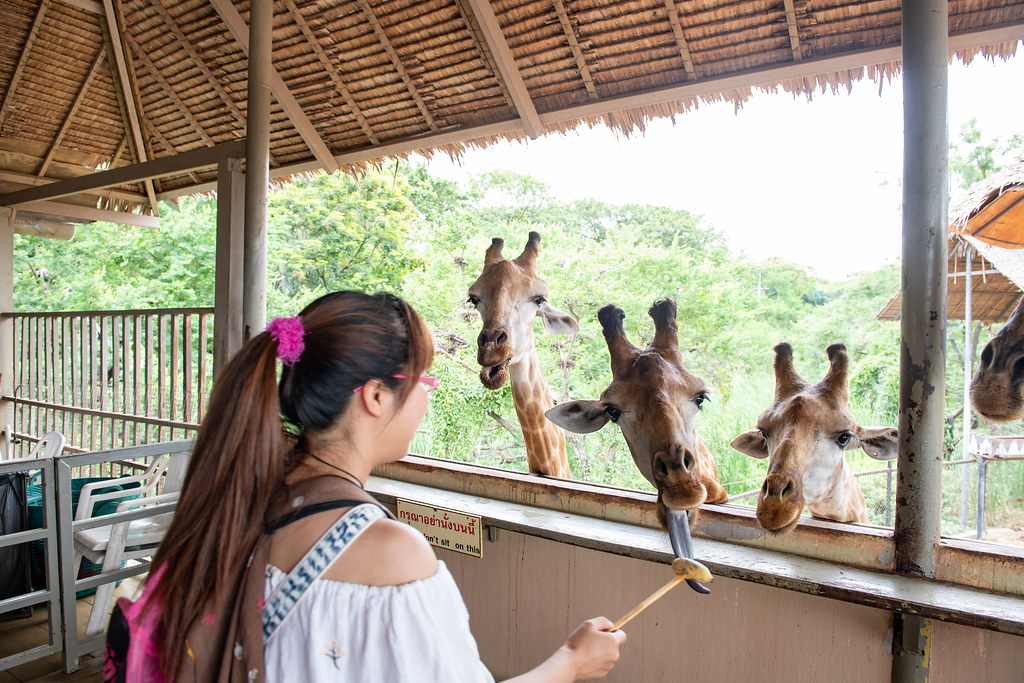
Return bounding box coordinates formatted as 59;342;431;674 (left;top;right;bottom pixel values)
396;499;483;558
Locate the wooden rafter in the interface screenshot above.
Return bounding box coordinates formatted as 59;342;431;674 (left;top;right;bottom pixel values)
782;0;803;61
551;0;598;99
148;0;277;167
210;0;340;173
283;0;380;145
125;34;217;148
57;0;102;14
664;0;697;80
452;0;517;116
461;0;543;138
148;124;204;185
38;49;107;177
102;0;160;214
351;0;440;132
20;200;160;228
0;0;51;131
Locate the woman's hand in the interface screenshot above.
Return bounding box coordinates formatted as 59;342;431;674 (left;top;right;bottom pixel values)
561;617;627;679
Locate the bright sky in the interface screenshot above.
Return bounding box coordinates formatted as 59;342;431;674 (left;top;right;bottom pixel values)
420;50;1024;281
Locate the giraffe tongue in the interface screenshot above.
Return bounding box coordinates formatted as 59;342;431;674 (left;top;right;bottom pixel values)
667;509;711;595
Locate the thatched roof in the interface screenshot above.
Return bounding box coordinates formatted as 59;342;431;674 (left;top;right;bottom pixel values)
876;234;1024;323
1;0;1023;224
950;156;1024;249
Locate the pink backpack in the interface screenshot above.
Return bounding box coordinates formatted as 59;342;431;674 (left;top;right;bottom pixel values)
104;564;167;683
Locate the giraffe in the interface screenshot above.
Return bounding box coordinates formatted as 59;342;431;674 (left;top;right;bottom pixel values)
546;299;727;592
468;231;578;478
731;343;898;532
971;296;1024;421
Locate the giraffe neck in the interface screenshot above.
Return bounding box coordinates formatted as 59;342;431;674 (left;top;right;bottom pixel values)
508;341;572;478
806;460;868;523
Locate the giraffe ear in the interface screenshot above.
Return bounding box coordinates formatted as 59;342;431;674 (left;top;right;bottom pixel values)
731;430;769;459
856;426;898;461
546;401;609;434
539;303;579;335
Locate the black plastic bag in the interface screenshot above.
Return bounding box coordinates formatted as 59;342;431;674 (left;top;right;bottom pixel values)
0;471;32;621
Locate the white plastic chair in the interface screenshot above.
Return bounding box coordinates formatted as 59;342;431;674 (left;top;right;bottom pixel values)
72;449;190;635
26;431;66;460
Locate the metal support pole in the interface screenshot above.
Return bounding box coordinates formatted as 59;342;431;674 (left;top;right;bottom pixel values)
892;0;947;679
961;245;972;527
243;0;272;341
895;0;947;581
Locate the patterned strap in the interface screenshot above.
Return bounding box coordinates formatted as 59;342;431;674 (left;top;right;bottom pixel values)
262;502;386;642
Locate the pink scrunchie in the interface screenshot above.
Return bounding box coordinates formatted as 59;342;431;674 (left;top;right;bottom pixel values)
267;315;306;366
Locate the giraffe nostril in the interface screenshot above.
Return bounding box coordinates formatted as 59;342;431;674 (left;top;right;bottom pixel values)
980;343;994;369
496;331;508;345
682;449;695;471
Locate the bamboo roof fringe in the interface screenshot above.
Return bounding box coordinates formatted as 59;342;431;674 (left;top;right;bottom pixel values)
0;0;1022;225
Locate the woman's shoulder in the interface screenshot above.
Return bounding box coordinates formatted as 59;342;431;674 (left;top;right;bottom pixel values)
323;515;438;586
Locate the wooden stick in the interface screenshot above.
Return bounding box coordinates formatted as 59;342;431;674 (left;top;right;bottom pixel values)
610;557;712;631
611;574;688;631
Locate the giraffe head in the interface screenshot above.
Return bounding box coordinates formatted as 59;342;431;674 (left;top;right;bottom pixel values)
731;343;898;532
971;296;1024;421
468;231;579;390
546;300;728;523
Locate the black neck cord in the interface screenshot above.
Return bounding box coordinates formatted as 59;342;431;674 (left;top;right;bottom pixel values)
307;452;365;489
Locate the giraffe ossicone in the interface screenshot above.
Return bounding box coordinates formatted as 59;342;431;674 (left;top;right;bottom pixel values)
731;342;898;532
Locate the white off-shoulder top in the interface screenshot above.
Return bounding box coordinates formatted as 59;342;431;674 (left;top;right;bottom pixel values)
263;558;496;682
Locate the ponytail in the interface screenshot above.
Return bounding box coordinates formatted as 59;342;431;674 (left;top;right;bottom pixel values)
149;331;286;679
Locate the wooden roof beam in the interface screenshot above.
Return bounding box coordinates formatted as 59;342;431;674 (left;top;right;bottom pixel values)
102;0;159;214
352;0;440;132
663;0;697;80
282;0;380;145
0;139;245;207
20;200;159;228
0;170;147;205
0;0;51;131
462;0;543;138
551;0;599;99
56;0;101;14
782;0;803;61
38;49;106;177
211;0;340;173
452;0;517;115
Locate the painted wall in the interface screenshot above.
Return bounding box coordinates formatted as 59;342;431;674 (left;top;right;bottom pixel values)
439;529;1024;681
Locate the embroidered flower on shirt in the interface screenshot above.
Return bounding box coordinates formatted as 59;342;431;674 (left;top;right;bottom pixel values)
204;613;215;626
291;496;304;508
234;643;243;660
322;642;346;670
248;667;259;682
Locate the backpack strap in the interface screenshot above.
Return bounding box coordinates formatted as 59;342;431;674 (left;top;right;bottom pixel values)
262;502;385;642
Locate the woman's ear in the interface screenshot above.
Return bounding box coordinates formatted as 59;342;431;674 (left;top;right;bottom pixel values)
355;380;390;417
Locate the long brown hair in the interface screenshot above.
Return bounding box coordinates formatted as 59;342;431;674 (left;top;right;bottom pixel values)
149;291;433;679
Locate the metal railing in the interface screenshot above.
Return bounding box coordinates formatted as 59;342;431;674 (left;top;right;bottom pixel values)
3;308;212;466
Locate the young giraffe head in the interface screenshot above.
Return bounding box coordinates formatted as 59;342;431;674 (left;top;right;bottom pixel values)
731;343;898;533
971;296;1024;421
468;231;579;389
546;300;729;522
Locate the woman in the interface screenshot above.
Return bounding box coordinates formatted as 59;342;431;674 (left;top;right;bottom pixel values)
137;291;625;682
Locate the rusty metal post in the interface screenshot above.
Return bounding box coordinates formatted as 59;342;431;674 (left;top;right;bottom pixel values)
893;0;947;679
243;0;272;341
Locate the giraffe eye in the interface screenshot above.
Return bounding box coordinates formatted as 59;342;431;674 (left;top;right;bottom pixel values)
534;296;547;306
694;393;710;410
467;295;480;307
837;432;853;448
604;406;622;422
